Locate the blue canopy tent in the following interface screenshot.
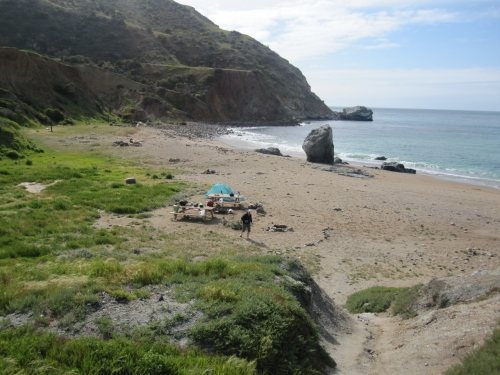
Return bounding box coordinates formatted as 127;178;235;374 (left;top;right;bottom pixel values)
205;183;244;202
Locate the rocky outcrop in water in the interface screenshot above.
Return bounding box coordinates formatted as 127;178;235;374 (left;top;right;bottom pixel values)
302;125;335;164
332;106;373;121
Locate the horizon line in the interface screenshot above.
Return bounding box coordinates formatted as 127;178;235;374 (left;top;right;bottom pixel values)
327;105;500;113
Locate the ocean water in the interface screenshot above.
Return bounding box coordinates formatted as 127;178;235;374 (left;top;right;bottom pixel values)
220;108;500;188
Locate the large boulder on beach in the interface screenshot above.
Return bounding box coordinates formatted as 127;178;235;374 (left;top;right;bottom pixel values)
340;106;373;121
381;162;416;174
302;125;335;164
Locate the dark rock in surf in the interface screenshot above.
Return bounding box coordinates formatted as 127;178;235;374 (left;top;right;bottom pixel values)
375;156;387;161
381;162;416;174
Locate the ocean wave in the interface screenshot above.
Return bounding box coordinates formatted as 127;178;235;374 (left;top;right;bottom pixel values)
220;131;500;189
333;155;500;187
339;152;380;161
221;132;304;155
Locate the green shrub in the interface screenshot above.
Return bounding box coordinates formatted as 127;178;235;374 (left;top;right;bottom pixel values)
200;258;231;277
137;352;181;375
9;244;50;258
6;150;22;159
391;285;422;318
95;315;114;339
0;119;39;153
445;328;500;375
107;288;136;303
53;198;71;210
346;286;399;313
199;284;239;302
89;259;123;279
346;285;421;317
93;229;121;245
45;288;99;319
45;108;65;123
29;200;43;209
4;285;99;319
132;265;164;286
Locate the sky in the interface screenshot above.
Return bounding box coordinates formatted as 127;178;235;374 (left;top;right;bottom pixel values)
176;0;500;111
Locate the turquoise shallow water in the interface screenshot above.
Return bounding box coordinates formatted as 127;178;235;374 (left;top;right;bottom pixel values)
220;108;500;188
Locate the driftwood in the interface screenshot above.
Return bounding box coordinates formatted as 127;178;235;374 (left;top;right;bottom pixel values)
266;224;291;232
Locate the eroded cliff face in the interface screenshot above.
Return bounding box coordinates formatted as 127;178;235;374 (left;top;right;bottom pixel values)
177;69;332;123
0;0;334;123
0;48;104;123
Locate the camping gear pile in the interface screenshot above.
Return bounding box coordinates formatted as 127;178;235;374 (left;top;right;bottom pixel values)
172;183;245;222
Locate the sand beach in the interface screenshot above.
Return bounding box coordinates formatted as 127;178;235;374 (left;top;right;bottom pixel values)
38;123;500;374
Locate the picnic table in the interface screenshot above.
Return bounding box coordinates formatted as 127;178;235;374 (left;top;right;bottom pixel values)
171;206;214;222
207;194;244;211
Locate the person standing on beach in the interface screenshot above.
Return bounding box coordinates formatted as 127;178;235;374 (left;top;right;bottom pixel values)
240;209;253;238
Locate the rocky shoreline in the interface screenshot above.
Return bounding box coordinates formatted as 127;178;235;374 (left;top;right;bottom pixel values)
139;121;232;140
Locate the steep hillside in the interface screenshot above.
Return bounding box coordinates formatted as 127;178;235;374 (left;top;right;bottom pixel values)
0;47;104;157
0;48;103;120
0;0;333;123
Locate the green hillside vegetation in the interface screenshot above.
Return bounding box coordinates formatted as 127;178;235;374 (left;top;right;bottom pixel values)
0;0;333;124
0;327;256;374
0;118;39;159
0;141;335;374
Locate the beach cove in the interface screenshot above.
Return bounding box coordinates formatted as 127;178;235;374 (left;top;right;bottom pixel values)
32;123;500;375
220;108;500;189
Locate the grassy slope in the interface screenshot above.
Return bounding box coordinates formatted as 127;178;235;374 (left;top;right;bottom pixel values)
445;328;500;375
0;118;37;157
0;128;334;374
0;326;256;375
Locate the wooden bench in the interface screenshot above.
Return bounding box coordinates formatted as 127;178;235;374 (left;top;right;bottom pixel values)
213;201;242;213
171;207;214;222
